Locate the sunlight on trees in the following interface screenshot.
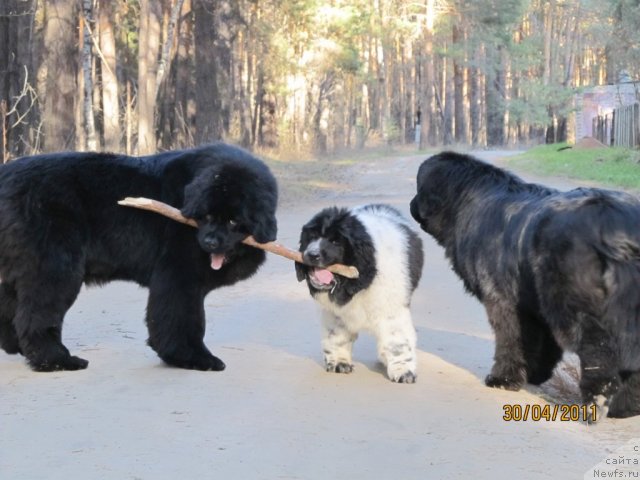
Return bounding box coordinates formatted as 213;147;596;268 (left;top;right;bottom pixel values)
0;0;638;159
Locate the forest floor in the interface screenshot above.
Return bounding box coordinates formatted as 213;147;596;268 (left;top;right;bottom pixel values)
1;149;639;480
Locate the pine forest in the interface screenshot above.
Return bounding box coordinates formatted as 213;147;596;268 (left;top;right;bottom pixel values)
1;0;639;160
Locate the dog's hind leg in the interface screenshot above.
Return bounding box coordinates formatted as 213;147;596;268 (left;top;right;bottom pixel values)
375;307;417;383
484;299;527;391
576;313;621;422
0;282;20;354
14;272;87;371
9;218;89;371
608;371;640;418
321;311;357;374
521;318;563;385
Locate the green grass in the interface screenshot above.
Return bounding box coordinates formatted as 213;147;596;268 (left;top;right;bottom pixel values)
509;143;640;191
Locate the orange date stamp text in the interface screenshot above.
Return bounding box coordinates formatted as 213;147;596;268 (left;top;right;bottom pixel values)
502;403;597;422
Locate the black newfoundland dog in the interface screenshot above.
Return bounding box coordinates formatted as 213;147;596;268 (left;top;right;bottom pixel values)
0;143;277;372
410;151;640;419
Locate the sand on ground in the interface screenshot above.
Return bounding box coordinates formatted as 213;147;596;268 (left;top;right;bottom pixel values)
1;149;638;480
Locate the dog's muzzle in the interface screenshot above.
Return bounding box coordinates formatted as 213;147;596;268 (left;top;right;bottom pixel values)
307;267;336;291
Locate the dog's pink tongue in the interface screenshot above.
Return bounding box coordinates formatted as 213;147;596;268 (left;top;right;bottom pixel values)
210;254;225;270
314;268;334;285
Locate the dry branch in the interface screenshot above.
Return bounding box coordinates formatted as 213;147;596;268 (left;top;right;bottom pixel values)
118;197;360;279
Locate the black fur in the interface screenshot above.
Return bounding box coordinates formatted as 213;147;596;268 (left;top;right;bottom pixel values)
410;151;640;418
295;206;377;306
0;143;278;372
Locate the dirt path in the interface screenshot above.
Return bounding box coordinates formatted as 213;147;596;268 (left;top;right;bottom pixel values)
1;150;638;480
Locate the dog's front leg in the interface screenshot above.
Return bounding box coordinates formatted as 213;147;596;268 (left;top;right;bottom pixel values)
321;311;357;374
484;299;527;391
146;257;225;371
375;307;417;383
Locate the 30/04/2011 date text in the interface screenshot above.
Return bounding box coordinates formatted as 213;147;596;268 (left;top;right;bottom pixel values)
502;403;597;422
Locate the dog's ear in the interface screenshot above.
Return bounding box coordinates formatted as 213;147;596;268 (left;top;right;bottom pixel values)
334;216;358;248
250;214;277;243
180;167;218;219
295;261;306;282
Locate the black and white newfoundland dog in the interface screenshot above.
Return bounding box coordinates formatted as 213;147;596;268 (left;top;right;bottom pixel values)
296;204;423;383
410;151;640;419
0;143;278;372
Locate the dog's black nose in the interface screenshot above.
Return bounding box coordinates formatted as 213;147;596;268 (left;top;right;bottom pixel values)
204;236;219;250
304;251;320;264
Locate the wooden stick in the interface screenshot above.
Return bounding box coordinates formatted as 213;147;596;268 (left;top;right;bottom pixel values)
118;197;360;279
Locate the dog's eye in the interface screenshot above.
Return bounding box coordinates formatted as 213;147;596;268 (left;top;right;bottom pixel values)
228;219;237;227
205;215;213;222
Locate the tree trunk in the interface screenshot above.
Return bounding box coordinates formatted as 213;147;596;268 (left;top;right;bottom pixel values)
193;0;222;144
137;0;161;154
418;0;436;149
157;0;185;93
260;91;278;149
543;0;556;144
42;0;78;152
443;50;454;145
469;45;482;146
98;0;120;151
0;0;37;159
81;0;97;151
235;32;252;148
312;74;333;154
486;46;505;146
453;23;467;144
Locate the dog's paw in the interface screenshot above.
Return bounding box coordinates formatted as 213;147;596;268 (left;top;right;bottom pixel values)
190;354;226;371
30;354;89;372
391;371;417;384
485;362;526;391
485;373;524;391
0;327;21;355
161;351;226;371
607;384;640;419
580;375;620;422
584;395;609;424
326;362;353;374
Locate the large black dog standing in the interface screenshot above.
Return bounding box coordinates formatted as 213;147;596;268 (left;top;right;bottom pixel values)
410;151;640;419
0;144;278;372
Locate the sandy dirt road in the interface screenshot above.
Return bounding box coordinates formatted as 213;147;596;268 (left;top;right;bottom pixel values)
1;149;638;479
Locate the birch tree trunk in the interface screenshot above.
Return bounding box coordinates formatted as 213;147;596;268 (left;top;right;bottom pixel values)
98;0;120;151
82;0;97;151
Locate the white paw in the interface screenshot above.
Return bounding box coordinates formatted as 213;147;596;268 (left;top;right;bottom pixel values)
325;361;353;374
389;370;417;384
